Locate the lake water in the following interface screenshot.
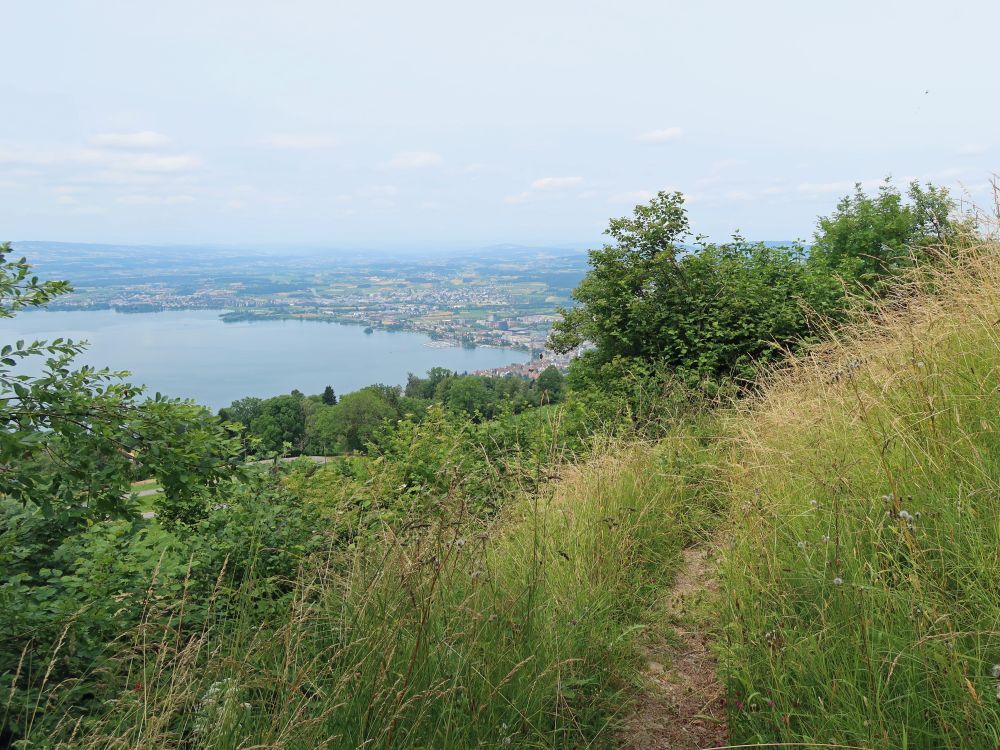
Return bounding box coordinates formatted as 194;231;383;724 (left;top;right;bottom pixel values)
2;309;530;410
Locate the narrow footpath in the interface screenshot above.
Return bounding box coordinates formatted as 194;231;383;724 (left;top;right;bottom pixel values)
622;544;728;749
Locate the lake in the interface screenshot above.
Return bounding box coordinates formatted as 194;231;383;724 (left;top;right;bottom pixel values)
2;309;531;410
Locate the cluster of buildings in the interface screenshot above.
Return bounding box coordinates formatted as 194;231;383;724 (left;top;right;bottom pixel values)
474;349;580;379
46;270;574;355
49;284;266;313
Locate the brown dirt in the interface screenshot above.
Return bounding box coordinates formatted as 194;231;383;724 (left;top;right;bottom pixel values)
621;545;728;749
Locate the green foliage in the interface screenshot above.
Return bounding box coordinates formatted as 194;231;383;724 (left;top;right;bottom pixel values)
249;393;306;452
550;192;832;384
554;181;959;386
68;436;721;749
404;366;454;399
230;368;569;459
0;247;293;744
0;476;325;743
219;395;263;426
333;388;399;451
535;364;565;403
810;179;958;293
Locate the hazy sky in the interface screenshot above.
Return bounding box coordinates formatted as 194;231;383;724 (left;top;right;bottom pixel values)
2;0;997;247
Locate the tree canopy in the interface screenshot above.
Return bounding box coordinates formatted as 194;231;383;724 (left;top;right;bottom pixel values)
551;181;960;386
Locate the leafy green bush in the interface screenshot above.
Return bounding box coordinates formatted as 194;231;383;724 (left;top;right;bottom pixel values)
552;181;961;386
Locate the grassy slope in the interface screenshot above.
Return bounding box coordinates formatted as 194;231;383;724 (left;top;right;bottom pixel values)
64;243;1000;749
720;244;1000;748
78;432;720;749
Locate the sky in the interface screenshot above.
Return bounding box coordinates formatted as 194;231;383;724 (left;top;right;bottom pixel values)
2;0;998;248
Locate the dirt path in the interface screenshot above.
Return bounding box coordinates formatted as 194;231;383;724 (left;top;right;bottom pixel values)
621;544;728;749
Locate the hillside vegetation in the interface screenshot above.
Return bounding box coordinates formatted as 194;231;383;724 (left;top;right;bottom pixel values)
4;179;999;749
721;242;1000;747
70;434;720;749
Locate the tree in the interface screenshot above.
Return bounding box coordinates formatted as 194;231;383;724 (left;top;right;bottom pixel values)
405;367;454;399
330;390;398;451
810;179;957;293
443;376;495;419
362;383;402;410
534;366;565;404
550;192;834;384
250;394;306;453
304;404;346;455
322;385;337;405
219;395;263;426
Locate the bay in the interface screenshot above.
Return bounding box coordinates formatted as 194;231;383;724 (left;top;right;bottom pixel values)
1;309;530;410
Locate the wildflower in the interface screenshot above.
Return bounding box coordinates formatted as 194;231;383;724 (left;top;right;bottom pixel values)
810;499;818;508
991;664;1000;680
456;538;466;548
832;577;843;586
898;510;911;521
821;535;830;543
881;494;893;504
797;541;807;550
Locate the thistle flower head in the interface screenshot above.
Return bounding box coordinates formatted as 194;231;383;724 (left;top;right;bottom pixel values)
832;577;843;586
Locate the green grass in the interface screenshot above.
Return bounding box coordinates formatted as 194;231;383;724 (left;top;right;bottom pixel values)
74;432;720;749
719;245;1000;748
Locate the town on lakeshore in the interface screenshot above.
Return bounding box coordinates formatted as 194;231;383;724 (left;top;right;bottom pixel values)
17;240;590;365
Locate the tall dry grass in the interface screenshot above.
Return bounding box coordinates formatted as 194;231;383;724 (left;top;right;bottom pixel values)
55;430;719;749
720;234;1000;747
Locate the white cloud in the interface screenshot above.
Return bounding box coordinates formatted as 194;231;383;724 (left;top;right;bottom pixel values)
505;176;584;204
118;194;195;205
262;134;338;149
609;190;654;204
91;131;170;148
107;153;202;172
0;142;201;175
388;151;443;169
530;176;583;190
634;127;684;143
